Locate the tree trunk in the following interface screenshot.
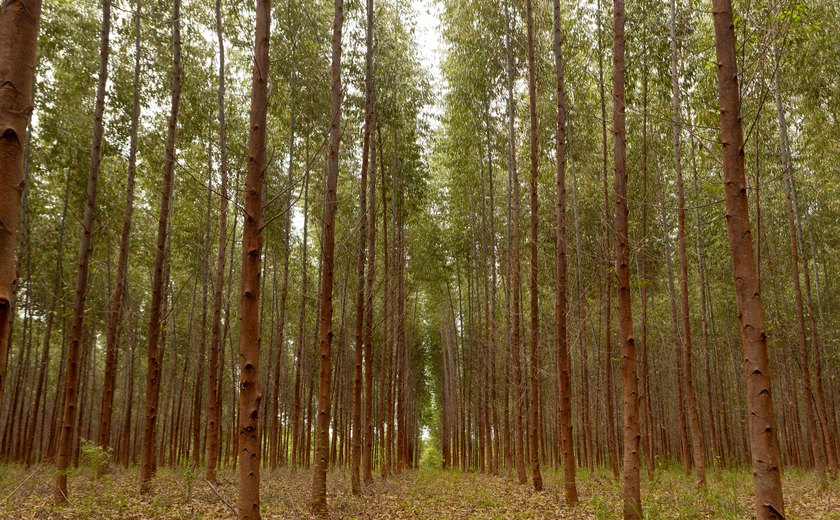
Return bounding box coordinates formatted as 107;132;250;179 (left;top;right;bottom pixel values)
773;61;825;478
524;0;543;492
660;178;691;474
669;0;706;486
270;87;295;474
597;0;619;479
638;29;655;479
351;0;374;488
551;0;577;504
292;158;311;470
206;0;230;484
363;39;378;486
237;0;271;514
380;146;391;478
711;1;785;516
56;0;110;501
612;1;641;517
311;0;344;512
97;0;141;477
504;0;526;487
0;0;42;415
140;0;181;494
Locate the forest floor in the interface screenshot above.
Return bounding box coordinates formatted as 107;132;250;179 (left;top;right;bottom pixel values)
0;462;838;519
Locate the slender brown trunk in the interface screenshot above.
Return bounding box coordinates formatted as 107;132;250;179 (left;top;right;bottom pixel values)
292;159;311;470
774;62;825;477
236;0;270;514
380;145;391;478
692;147;719;471
140;0;181;494
711;1;784;516
669;0;705;486
639;30;654;479
798;208;837;475
349;126;366;489
97;0;140;477
504;0;526;486
351;0;375;489
25;173;69;467
781;70;837;477
206;0;230;484
363;48;378;486
524;0;543;492
661;180;691;474
270;98;295;474
191;139;213;469
56;0;110;501
597;0;619;479
613;0;641;517
311;0;344;512
551;0;577;503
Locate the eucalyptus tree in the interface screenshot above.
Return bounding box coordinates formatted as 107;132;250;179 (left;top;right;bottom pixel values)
711;0;785;516
311;0;345;512
140;0;182;494
611;0;641;517
56;0;111;501
0;0;42;412
551;0;578;505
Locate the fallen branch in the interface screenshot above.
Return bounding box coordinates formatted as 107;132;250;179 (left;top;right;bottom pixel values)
1;467;41;505
205;479;236;518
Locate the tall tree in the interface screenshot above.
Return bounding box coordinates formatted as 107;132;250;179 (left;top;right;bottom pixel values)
612;0;641;517
55;0;111;501
504;0;526;487
551;0;578;505
597;0;619;477
362;0;378;484
98;0;142;476
206;0;231;484
0;0;42;414
350;0;374;489
311;0;344;513
237;0;271;514
711;1;785;517
669;0;705;486
524;0;542;493
140;0;182;494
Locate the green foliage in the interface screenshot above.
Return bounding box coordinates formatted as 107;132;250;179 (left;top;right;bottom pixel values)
80;440;111;471
419;440;443;470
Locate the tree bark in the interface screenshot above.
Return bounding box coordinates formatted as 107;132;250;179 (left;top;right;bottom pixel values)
56;0;110;501
597;0;619;479
504;0;526;487
612;1;641;517
351;0;375;490
97;0;141;477
551;0;577;504
237;0;271;514
311;0;344;512
669;0;706;486
140;0;181;494
524;0;543;492
639;28;654;479
363;22;378;484
0;0;42;414
206;0;230;484
711;1;785;516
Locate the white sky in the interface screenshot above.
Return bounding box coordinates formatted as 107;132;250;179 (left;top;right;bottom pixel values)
413;0;444;128
413;0;444;89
